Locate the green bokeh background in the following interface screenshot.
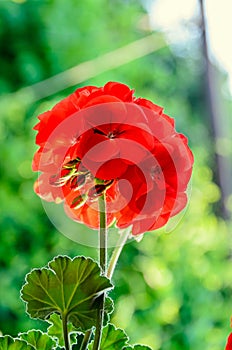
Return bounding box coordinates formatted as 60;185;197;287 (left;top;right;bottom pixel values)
0;1;232;349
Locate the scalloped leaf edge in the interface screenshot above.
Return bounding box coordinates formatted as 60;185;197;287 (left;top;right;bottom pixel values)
88;323;130;349
19;329;57;349
0;335;36;349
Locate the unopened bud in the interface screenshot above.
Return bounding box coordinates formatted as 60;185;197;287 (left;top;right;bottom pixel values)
88;180;113;199
63;157;81;169
70;194;88;209
70;174;86;190
50;169;76;187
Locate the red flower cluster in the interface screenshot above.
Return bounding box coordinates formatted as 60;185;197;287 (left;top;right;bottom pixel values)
33;82;193;235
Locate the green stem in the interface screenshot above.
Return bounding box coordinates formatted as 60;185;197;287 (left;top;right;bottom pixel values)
99;194;107;274
80;329;92;350
92;293;105;350
62;313;70;350
107;226;131;279
92;194;107;350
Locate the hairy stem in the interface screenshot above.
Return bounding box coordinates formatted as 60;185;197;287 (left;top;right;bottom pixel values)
107;227;131;279
92;293;105;350
80;329;92;350
92;194;107;350
99;194;107;274
62;313;70;350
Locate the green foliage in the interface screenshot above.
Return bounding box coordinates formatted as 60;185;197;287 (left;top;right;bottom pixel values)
47;314;80;347
87;323;152;349
21;256;112;330
103;297;114;326
19;330;56;350
71;332;85;349
123;346;152;350
0;336;35;350
88;323;129;349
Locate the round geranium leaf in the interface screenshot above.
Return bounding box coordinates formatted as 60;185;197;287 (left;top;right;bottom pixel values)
0;336;35;350
19;330;56;350
21;256;113;331
88;323;129;349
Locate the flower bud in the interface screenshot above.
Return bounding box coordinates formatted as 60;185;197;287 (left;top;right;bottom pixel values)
70;194;88;209
69;174;86;190
88;180;114;199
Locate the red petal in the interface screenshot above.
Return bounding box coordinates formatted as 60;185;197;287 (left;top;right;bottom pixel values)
104;81;134;101
131;214;170;235
135;98;164;115
34;173;65;202
84;158;128;180
225;333;232;350
84;95;122;108
64;199;114;229
83;102;127;133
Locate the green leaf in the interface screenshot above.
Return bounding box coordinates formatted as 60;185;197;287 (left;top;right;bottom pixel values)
88;323;129;349
103;297;114;326
21;256;113;331
123;346;152;350
0;335;35;350
91;295;114;327
47;314;83;347
19;330;56;350
71;332;86;349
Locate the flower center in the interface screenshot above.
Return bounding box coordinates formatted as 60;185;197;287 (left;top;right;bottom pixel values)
107;131;116;139
93;127;124;139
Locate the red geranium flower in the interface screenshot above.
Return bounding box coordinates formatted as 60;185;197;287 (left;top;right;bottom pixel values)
225;333;232;350
33;81;193;235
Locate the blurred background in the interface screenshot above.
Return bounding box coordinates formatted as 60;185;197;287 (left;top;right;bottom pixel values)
0;0;232;349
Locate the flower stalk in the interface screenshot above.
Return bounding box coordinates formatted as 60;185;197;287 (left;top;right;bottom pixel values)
99;194;107;274
92;194;107;350
80;329;92;350
62;313;70;350
107;226;131;279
